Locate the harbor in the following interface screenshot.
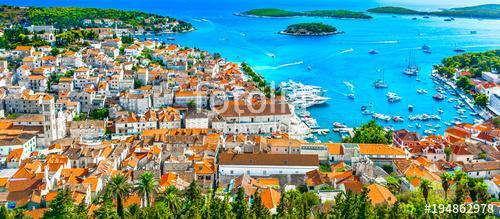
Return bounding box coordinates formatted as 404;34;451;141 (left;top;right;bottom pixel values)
129;0;500;141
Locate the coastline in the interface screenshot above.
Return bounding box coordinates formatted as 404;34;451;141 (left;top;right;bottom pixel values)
234;12;372;20
278;30;345;36
233;12;302;19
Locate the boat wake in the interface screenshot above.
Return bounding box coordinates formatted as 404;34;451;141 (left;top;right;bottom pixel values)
339;48;354;54
191;18;202;22
371;40;399;44
343;81;354;91
266;53;276;58
200;18;210;22
254;61;304;70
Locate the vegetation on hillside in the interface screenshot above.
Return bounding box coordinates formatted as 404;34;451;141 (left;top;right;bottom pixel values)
0;5;193;32
241;62;280;98
55;29;99;46
368;4;500;19
434;50;498;106
240;8;372;19
343;120;393;144
367;6;421;15
0;25;49;49
303;10;372;19
437;50;500;78
281;22;337;35
0;170;495;218
242;8;301;17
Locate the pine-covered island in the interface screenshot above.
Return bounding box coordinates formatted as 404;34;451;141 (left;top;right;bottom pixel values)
367;4;500;19
279;22;342;36
237;8;372;19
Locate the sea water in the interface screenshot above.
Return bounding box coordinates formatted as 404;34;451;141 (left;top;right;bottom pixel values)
6;0;500;141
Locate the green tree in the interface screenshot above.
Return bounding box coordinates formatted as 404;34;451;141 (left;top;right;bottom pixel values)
125;204;143;219
89;108;109;120
386;176;402;194
136;171;157;207
250;191;271;219
493;116;500;128
232;187;248;219
420;179;431;204
187;100;196;110
108;174;133;218
344;120;392;144
133;79;143;89
456;76;474;91
12;208;28;219
473;93;489;107
43;187;78;219
182;180;203;218
0;206;12;219
444;146;452;162
157;186;181;217
440;172;452;200
94;190;119;219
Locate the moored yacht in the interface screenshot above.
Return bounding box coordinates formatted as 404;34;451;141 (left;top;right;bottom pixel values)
403;52;419;76
386;92;402;103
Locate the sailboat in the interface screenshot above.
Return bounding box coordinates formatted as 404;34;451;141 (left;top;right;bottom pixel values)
373;69;388;88
402;51;419;76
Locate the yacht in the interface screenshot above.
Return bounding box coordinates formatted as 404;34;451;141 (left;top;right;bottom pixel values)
387;92;402;103
368;50;379;55
424;130;434;135
421;44;431;50
403;52;419;76
454;47;466;52
373;69;388;88
416;89;428;94
347;94;355;99
433;93;446;101
166;36;176;41
280;80;327;96
289;95;330;108
374;79;388;88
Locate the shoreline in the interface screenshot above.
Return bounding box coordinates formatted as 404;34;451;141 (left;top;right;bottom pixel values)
369;12;500;20
234;12;372;20
278;30;345;36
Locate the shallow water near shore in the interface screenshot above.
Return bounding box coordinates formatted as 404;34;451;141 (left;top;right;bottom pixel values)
6;0;500;141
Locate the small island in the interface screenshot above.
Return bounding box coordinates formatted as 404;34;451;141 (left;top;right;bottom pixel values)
280;22;342;36
367;4;500;19
237;8;372;19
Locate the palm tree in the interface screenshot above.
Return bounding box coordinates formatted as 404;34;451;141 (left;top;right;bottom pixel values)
386;176;402;194
420;179;431;204
157;186;181;217
136;171;157;207
440;172;452;200
108;174;133;218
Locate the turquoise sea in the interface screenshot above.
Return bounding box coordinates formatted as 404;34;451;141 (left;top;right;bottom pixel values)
3;0;500;141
